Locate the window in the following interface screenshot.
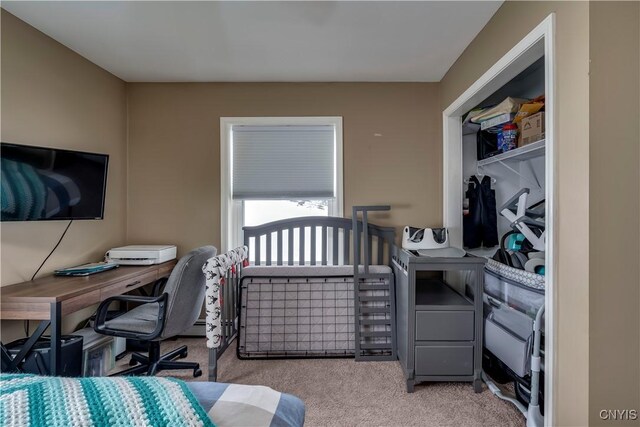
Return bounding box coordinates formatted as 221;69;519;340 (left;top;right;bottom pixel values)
221;117;343;252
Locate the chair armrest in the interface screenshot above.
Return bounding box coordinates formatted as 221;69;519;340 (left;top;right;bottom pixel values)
93;293;168;341
151;278;168;297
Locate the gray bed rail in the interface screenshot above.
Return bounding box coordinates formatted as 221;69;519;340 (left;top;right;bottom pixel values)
207;258;243;382
352;206;396;361
243;215;395;267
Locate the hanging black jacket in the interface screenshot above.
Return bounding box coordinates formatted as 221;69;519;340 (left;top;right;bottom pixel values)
463;175;498;248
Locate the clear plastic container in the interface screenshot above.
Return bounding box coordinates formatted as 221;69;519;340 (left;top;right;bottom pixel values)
74;328;115;376
499;123;518;152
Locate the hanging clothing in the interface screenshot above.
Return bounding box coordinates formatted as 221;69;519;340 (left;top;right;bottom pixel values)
463;175;498;248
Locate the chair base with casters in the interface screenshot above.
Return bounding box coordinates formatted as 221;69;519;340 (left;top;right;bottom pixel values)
117;341;202;378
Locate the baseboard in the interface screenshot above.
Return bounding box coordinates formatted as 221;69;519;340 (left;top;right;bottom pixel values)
181;319;206;337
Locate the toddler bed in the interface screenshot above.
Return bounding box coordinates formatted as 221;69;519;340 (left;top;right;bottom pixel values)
202;206;397;385
239;206;396;361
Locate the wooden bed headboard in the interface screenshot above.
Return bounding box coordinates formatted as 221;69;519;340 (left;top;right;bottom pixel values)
242;215;395;267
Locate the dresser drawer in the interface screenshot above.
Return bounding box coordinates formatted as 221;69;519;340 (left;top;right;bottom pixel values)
415;310;474;341
415;344;473;376
100;271;158;299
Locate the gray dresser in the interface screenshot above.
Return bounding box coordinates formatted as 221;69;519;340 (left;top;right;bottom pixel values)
392;246;485;393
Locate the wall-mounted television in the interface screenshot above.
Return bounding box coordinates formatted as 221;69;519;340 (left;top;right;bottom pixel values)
1;143;109;221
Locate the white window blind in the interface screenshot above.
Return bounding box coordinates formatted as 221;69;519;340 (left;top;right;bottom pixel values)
232;125;336;199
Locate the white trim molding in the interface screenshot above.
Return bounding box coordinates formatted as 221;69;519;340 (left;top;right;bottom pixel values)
220;116;344;252
442;14;556;426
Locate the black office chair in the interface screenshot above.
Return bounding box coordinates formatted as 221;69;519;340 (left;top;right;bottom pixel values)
94;246;216;377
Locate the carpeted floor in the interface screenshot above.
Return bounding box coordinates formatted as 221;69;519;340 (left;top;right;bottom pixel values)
115;337;525;426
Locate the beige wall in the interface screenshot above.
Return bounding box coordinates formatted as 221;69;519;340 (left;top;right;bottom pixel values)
126;83;441;254
589;2;640;425
0;10;127;340
3;4;639;422
441;2;591;425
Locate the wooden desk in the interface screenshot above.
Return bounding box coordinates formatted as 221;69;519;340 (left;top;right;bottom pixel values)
0;260;177;375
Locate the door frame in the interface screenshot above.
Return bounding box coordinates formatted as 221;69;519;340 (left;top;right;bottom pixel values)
442;14;556;425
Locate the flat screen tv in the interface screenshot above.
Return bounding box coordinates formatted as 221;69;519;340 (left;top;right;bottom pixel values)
1;143;109;221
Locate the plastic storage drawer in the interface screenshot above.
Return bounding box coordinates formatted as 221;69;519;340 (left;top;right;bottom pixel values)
73;328;115;376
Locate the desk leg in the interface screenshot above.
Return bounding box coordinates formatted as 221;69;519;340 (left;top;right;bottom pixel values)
1;345;14;371
50;302;62;376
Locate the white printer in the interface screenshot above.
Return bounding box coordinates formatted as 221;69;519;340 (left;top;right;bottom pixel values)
106;245;177;265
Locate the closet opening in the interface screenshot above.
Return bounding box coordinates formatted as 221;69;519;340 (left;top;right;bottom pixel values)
442;15;555;427
462;56;546;258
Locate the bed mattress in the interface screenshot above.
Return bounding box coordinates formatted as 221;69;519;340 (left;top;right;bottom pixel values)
242;265;392;277
238;265;393;359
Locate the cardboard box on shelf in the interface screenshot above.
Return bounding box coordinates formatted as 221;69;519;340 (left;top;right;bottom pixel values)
513;101;544;123
518;112;545;146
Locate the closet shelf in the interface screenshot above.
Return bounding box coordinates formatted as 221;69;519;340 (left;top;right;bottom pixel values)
478;139;545;167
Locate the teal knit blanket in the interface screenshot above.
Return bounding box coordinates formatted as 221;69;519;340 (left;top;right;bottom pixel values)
0;374;215;427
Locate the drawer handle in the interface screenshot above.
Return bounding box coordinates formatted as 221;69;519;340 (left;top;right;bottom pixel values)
125;280;141;288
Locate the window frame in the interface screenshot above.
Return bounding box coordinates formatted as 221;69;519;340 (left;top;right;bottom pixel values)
220;116;344;252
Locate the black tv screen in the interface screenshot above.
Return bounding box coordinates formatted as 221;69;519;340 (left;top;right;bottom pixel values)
1;143;108;221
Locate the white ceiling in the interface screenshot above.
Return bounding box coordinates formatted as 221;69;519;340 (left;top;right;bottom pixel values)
3;1;502;82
